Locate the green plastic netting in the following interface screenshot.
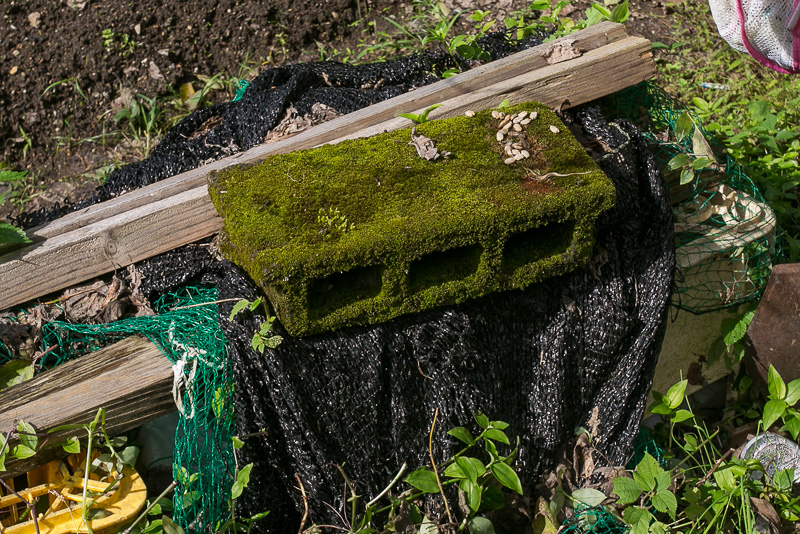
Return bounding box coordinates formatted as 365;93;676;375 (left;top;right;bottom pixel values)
36;286;234;533
561;504;628;533
606;82;775;313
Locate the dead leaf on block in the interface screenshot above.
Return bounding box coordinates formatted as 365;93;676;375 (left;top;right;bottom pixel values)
409;128;451;161
543;39;583;64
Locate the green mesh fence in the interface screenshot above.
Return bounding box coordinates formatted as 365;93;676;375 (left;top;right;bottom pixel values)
36;286;233;533
561;504;628;533
605;82;775;313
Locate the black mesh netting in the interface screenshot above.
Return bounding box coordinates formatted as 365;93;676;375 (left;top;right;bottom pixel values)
17;32;673;533
127;107;674;532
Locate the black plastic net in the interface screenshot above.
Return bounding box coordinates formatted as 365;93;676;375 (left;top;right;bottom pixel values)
13;31;674;533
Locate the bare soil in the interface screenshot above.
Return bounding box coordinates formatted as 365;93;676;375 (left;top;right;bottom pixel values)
0;0;687;218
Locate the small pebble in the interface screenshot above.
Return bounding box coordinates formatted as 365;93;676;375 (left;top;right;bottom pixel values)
511;149;520;155
550;125;560;134
505;145;513;156
518;111;528;119
514;153;525;161
513;123;523;132
9;66;18;75
504;157;516;165
513;116;522;124
521;150;531;158
491;111;500;119
502;123;512;133
512;143;522;149
465;110;476;117
521;118;531;126
499;115;512;127
531;111;538;119
496;131;504;142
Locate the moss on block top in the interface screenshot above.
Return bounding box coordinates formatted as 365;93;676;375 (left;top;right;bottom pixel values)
208;102;615;337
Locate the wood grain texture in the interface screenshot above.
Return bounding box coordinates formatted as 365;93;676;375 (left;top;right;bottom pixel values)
0;336;174;479
28;22;630;242
0;26;655;311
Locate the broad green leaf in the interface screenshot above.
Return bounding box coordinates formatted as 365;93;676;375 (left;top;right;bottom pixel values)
444;461;466;479
63;436;81;454
474;412;490;429
650;521;668;534
684;434;698;452
455;456;478;483
228;299;250;321
231;463;253;499
484;428;510;445
467;517;495;534
0;359;34;390
632;452;660;492
119;445;140;466
497;98;510;109
667;153;690;171
652;490;677;519
609;0;629;23
16;420;37;452
786;379;800;405
670;409;694;424
679;168;694;185
419;516;438;534
12;444;36;460
489;420;510;430
485;437;499;459
461;478;482;512
481;485;505;510
448;426;475;446
683;485;701;504
769;365;788;399
654;471;671;492
713;468;736;492
692;126;718;164
405;467;440;493
161;515;186;534
764;398;787;430
572;488;606;507
674;112;693;142
722;311;755;346
0;170;28;182
232;436;245;449
665;380;687;409
774;468;794;492
0;222;31;251
613;477;641;504
623;506;652;527
784;415;800;440
490;462;522;494
692;156;713;170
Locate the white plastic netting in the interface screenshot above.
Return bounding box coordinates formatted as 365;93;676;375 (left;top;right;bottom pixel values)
709;0;800;74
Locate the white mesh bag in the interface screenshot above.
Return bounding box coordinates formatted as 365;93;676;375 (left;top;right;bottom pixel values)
708;0;800;74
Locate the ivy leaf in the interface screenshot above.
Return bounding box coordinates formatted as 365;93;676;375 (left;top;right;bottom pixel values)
444;461;466;479
769;365;788;400
460;478;482;512
17;420;37;452
489;420;509;430
490;462;522;494
12;444;36;460
652;490;678;519
613;476;641;504
228;299;251;321
667;153;690;171
692;126;718;164
448;426;475;446
572;488;606;507
670;409;694;424
405;467;440;493
784;415;800;440
481;485;505;510
162;515;186;534
679;167;695;185
674;112;693;142
722;311;755;346
632;452;661;492
474;412;490;429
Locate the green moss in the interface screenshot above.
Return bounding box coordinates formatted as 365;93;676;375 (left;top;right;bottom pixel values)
208;102;615;336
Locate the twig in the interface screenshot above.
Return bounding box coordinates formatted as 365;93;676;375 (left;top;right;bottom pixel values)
428;408;453;524
366;462;407;508
171;298;243;310
121;480;178;534
0;476;40;534
695;448;734;488
296;474;309;534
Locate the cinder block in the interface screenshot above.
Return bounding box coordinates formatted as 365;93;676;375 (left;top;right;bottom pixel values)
208;102;615;336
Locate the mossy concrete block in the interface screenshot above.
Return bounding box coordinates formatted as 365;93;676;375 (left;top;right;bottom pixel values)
208;102;615;336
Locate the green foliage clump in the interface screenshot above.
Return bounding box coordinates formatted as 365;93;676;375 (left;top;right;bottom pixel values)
209;102;614;336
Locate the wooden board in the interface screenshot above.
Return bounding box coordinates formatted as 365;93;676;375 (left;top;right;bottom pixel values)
0;336;173;479
0;26;655;311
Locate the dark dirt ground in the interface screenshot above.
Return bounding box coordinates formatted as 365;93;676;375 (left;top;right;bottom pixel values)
0;0;685;219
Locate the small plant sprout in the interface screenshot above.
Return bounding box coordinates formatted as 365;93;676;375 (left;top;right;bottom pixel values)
228;297;283;353
398;103;443;124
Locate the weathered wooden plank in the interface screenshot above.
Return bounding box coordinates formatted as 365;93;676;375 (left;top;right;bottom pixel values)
30;21;630;242
0;336;173;479
0;30;655;311
0;187;222;310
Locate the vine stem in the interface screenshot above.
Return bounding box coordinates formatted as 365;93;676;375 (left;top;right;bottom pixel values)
0;426;40;534
429;408;453;524
121;481;178;534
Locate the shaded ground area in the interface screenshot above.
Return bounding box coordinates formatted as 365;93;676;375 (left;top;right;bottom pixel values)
0;0;688;218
